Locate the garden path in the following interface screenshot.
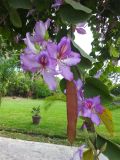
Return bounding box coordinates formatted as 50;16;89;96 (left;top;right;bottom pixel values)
0;137;108;160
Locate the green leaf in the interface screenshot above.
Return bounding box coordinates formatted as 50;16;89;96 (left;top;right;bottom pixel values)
34;0;51;12
65;0;92;13
96;135;120;160
80;0;97;12
110;0;120;15
84;77;112;101
72;40;96;63
116;66;120;72
71;66;80;80
9;9;22;28
78;57;92;69
8;0;32;9
83;149;94;160
60;79;66;94
110;45;119;58
99;142;107;153
58;4;91;24
98;108;114;135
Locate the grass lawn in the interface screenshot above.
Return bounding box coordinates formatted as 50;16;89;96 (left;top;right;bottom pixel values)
0;97;120;145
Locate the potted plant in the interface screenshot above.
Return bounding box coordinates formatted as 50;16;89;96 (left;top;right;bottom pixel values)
31;106;41;125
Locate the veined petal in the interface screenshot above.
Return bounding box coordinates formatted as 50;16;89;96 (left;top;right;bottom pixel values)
24;33;37;53
24;47;33;54
20;53;40;72
34;21;46;40
82;108;91;118
47;42;57;59
58;37;71;57
43;70;57;90
91;113;101;125
95;104;104;114
93;96;101;105
71;51;81;58
61;56;80;66
59;64;73;81
45;18;51;30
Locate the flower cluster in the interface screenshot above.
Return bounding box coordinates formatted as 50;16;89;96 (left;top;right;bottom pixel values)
20;19;103;126
20;19;81;90
20;19;105;160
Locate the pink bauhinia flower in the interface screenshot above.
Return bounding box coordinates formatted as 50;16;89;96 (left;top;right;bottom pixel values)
47;37;81;80
79;96;104;125
74;79;104;125
20;51;57;90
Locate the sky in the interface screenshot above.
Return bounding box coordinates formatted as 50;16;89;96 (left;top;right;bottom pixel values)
75;26;120;66
75;26;120;84
74;25;93;54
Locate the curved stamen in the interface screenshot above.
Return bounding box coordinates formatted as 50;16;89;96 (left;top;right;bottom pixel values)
39;54;49;67
86;101;93;109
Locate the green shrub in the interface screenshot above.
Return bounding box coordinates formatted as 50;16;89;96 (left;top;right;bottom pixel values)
7;73;31;97
32;78;52;98
6;72;52;98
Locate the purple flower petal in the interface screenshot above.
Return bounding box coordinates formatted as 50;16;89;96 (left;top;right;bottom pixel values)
47;42;57;59
35;21;46;39
82;107;91;118
34;19;50;42
45;18;51;30
59;64;73;81
78;96;104;125
37;51;50;67
47;37;80;81
76;27;86;34
57;37;71;58
71;145;85;160
24;33;37;53
95;104;104;114
92;96;101;105
61;56;80;66
71;51;80;58
94;70;102;78
52;0;63;8
20;53;40;72
91;113;101;125
43;70;57;90
76;23;86;35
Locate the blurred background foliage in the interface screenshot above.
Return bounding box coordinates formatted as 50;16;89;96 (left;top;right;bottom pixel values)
0;0;120;102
